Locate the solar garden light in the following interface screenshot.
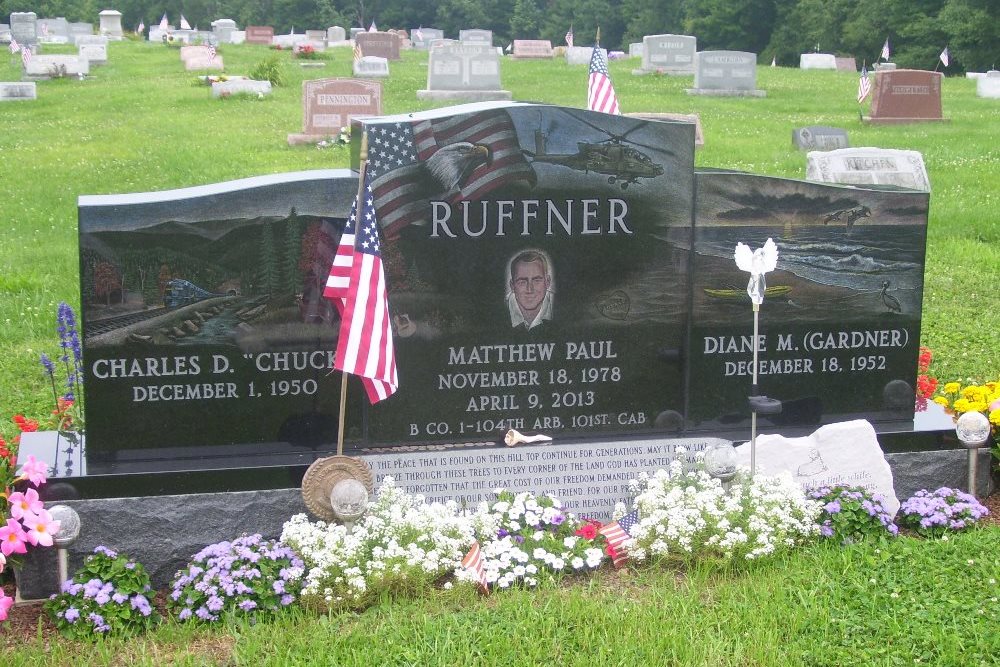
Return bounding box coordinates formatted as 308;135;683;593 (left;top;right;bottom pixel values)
329;478;369;530
703;441;739;490
49;505;81;585
734;238;782;474
955;411;991;495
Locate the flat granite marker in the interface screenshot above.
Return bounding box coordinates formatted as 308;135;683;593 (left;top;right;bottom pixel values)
799;53;837;69
866;69;944;123
353;56;389;78
0;81;37;100
24;54;90;79
688;51;765;97
835;57;857;72
418;44;511;101
289;78;382;144
978;71;1000;99
633;34;696;75
792;126;849;150
626;112;705;148
805;147;930;191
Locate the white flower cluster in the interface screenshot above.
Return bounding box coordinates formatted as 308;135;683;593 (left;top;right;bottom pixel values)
627;459;821;562
280;477;474;609
456;490;605;589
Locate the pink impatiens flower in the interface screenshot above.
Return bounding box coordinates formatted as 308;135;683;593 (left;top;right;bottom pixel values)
7;487;44;520
0;518;29;556
0;590;13;621
22;509;60;548
17;455;49;486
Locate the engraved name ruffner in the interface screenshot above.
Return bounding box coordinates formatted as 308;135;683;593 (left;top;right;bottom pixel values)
891;85;930;95
317;94;371;105
430;198;632;238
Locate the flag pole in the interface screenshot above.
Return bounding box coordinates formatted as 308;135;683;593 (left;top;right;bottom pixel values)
337;130;370;456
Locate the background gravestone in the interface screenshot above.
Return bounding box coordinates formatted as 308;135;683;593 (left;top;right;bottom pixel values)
634;34;696;75
835;57;857;72
689;171;929;430
629;42;643;58
512;40;554;59
78;41;108;65
327;26;346;43
0;81;37;101
24;54;90;79
69;23;94;42
689;51;764;97
356;31;400;60
874;62;896;71
354;56;389;78
978;72;1000;99
459;29;492;46
212;79;272;98
805;147;930;191
349;27;364;40
867;69;943;123
289;78;382;143
418;44;511;100
37;17;70;43
305;29;327;45
0;24;11;42
799;53;837;69
212;18;237;44
245;26;274;45
98;10;122;40
792;126;849;150
10;12;38;47
410;27;443;49
627;112;705;148
566;46;603;66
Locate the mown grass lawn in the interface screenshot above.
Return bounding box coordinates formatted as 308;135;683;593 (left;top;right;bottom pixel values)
1;41;998;428
3;528;998;666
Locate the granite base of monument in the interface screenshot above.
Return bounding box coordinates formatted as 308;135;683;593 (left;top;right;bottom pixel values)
685;88;766;98
416;89;513;102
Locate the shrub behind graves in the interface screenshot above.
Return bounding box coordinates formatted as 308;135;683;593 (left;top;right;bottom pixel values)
44;546;157;639
249;56;285;86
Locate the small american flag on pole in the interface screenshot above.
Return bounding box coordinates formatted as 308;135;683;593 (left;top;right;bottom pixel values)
939;47;949;68
324;174;398;403
137;20;145;35
179;14;192;30
21;45;31;68
565;26;574;48
461;541;489;593
208;44;217;60
857;63;872;103
599;510;639;568
880;38;890;61
159;14;168;30
588;43;621;115
8;37;19;54
353;40;362;64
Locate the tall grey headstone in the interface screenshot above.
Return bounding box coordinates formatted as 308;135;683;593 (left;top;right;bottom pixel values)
977;73;1000;99
10;12;38;47
629;42;643;58
634;34;696;75
411;27;443;49
212;18;237;44
327;26;346;43
38;17;70;42
459;29;492;47
98;10;123;40
688;51;764;97
0;24;10;42
418;43;511;101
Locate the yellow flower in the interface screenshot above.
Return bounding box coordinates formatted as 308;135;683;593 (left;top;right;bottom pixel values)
933;396;950;408
953;398;972;413
990;409;1000;427
967;402;988;413
943;382;961;394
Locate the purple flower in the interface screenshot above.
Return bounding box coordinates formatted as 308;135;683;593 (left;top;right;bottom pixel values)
112;592;129;604
178;608;192;621
819;525;834;537
238;599;258;611
40;353;56;376
280;594;294;606
824;501;841;514
550;513;566;526
93;545;118;558
95;591;111;605
497;529;510;538
65;607;80;622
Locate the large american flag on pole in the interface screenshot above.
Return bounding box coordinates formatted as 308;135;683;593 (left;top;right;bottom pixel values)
857;63;872;103
588;45;621;115
599;510;639;568
323;176;398;403
365;110;536;239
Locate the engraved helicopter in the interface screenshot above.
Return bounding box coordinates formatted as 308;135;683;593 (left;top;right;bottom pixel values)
522;111;667;189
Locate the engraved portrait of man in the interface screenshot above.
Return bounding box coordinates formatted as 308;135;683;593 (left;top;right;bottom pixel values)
506;249;554;330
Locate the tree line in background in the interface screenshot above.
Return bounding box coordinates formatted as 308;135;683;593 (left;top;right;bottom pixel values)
3;0;997;70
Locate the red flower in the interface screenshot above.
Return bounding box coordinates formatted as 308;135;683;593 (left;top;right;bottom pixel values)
918;346;933;374
605;543;618;559
575;524;598;540
916;374;938;399
13;415;38;433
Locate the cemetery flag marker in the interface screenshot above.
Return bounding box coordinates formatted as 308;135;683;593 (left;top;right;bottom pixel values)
599;510;639;568
588;34;620;115
9;37;19;54
179;15;192;31
159;14;168;31
880;38;890;61
565;25;573;48
324;134;398;410
369;21;377;33
938;47;949;69
857;63;872;103
21;45;31;68
136;20;144;35
461;542;489;593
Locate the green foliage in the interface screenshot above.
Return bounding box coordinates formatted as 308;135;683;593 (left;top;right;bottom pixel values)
249;54;285;85
43;547;158;640
810;485;899;544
